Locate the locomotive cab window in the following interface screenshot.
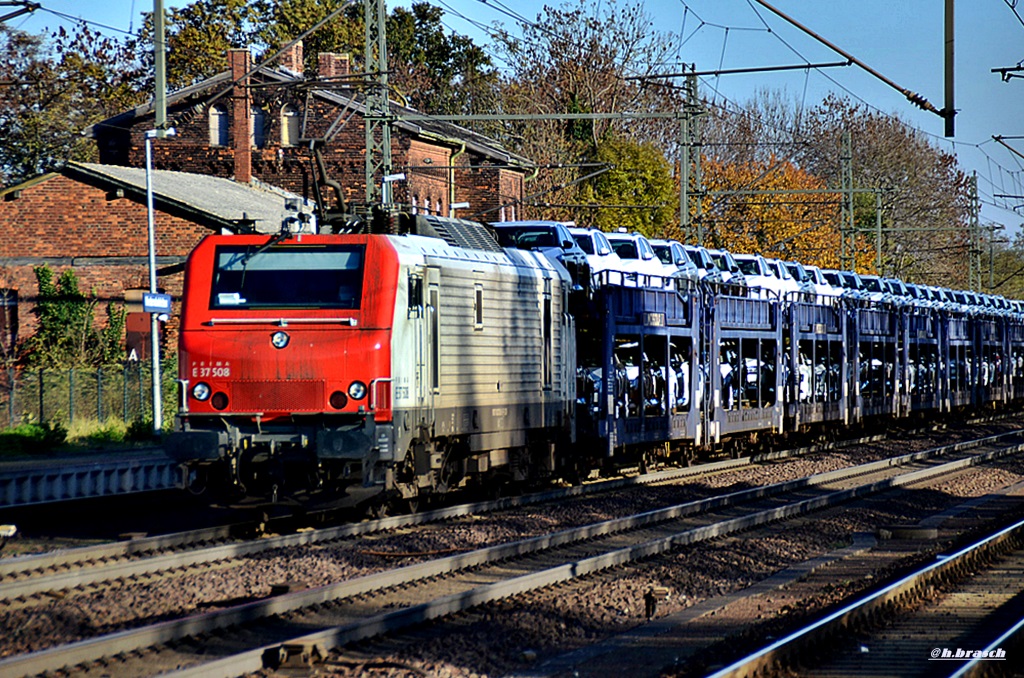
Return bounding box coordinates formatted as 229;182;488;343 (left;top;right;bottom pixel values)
407;274;423;317
210;244;365;309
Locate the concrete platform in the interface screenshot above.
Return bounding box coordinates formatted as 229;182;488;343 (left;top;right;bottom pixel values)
0;447;182;507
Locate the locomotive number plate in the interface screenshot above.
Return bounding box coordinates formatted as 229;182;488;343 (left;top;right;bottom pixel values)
191;363;232;378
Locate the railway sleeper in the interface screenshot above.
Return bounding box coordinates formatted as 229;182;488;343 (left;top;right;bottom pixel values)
265;643;325;670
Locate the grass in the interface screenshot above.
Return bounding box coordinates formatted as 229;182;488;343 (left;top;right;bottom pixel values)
0;417;162;458
67;417;135;445
0;421;67;456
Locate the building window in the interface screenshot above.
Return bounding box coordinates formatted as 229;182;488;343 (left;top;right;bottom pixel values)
0;289;17;360
251;106;267;148
209;104;229;147
281;104;301;147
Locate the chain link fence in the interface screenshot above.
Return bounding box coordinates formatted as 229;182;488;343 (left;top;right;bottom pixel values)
0;364;178;429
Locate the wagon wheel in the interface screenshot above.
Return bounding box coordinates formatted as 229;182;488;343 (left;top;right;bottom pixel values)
368;497;392;520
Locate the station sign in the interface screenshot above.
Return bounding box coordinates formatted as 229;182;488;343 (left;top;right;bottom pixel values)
142;292;173;314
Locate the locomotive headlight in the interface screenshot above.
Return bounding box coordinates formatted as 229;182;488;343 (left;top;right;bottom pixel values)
211;392;229;411
192;382;212;401
329;391;348;409
271;331;290;349
348;381;367;400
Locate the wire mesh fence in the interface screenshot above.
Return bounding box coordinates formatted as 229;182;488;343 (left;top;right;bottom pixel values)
0;364;178;429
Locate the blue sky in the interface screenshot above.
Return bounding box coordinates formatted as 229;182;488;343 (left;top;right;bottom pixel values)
13;0;1024;231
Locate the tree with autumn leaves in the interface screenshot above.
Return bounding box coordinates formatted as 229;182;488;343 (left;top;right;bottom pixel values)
690;156;875;271
698;91;975;283
0;23;138;185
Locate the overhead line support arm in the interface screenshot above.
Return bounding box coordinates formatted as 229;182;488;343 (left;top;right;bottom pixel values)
0;1;38;22
751;0;947;119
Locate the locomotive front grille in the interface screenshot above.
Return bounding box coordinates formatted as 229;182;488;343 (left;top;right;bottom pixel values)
231;380;325;412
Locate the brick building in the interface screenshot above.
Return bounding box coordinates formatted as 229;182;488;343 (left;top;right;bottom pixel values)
86;44;532;225
0;162;315;360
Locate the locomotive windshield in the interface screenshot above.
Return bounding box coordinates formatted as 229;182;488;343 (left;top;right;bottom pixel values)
210;244;365;309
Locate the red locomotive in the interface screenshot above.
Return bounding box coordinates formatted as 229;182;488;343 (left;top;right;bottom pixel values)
167;216;576;510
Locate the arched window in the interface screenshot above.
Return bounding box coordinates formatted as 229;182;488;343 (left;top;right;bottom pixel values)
251;106;267;148
281;104;301;147
209;104;229;147
0;288;18;357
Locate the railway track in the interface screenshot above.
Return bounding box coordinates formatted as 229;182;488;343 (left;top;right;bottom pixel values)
0;426;900;598
3;430;1022;677
0;425;1010;606
0;458;740;604
1;413;1011;576
708;510;1024;678
2;414;1006;588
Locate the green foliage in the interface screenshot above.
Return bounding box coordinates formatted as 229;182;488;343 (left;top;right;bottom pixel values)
127;417;159;441
385;3;499;115
565;94;594;147
132;0;261;90
580;134;677;236
99;303;129;365
70;418;128;445
0;416;166;456
0;421;67;455
490;0;683;221
23;266;126;368
252;0;362;77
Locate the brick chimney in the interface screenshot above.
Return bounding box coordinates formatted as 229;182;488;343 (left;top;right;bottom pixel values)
229;48;252;184
279;40;303;76
318;52;351;80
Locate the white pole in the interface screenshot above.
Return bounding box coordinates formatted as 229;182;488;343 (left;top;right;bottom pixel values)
145;131;163;435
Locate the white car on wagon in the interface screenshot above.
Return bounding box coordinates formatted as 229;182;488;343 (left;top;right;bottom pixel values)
569;227;626;285
605;230;678;286
648;238;702;282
